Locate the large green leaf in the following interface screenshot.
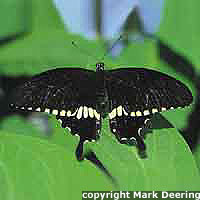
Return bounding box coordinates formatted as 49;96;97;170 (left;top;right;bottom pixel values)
0;131;114;200
0;32;110;75
158;0;200;71
77;115;200;190
0;115;45;138
0;0;28;38
1;114;200;194
0;0;113;75
0;0;199;195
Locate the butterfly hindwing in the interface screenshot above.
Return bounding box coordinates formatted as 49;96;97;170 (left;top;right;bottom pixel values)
110;115;152;156
56;107;101;141
56;107;101;160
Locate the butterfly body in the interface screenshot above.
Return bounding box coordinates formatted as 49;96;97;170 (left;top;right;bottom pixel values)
95;63;109;117
10;63;193;160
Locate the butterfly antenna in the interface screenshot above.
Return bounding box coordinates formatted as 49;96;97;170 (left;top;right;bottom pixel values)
71;41;98;62
100;35;123;61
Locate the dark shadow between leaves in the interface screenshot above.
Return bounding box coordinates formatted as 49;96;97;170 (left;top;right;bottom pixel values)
158;39;196;80
151;113;174;130
83;151;120;189
0;32;28;47
0;75;31;125
138;113;173;159
157;39;200;151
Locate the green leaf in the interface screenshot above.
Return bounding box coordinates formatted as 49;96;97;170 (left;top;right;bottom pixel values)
0;0;114;75
2;113;200;191
0;115;44;138
0;0;28;37
49;114;200;190
0;132;114;199
1;114;200;193
158;0;200;71
0;0;199;194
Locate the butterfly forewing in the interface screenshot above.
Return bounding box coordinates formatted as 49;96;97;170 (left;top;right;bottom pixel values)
106;68;193;117
11;68;97;115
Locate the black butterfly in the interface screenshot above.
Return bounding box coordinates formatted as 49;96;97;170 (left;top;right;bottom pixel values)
10;63;193;160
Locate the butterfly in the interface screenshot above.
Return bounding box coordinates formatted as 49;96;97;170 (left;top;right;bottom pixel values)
10;63;193;160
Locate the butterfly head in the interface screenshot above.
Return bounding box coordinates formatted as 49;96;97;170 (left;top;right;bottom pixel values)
96;62;105;72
